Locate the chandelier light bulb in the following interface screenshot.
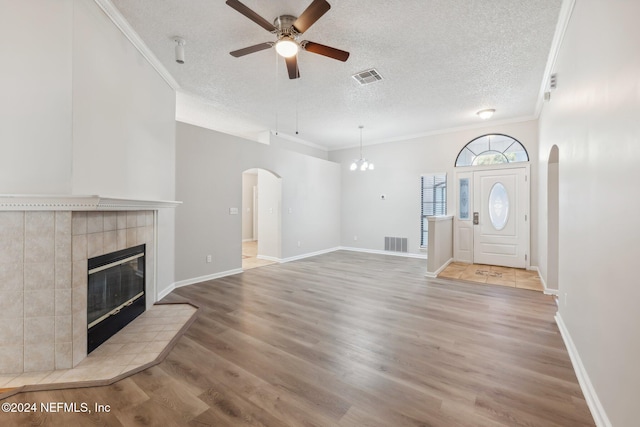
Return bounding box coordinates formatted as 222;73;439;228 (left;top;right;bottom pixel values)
349;125;375;172
275;37;299;58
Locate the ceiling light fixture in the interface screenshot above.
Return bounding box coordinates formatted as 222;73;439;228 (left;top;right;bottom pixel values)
350;126;374;172
275;36;299;58
174;37;186;64
477;109;495;120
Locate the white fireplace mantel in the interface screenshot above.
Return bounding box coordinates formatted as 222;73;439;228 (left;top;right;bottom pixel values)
0;194;182;211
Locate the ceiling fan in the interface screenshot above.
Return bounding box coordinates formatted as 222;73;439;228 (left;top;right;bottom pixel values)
226;0;350;79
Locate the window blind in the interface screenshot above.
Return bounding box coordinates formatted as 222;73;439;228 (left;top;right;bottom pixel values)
421;174;447;247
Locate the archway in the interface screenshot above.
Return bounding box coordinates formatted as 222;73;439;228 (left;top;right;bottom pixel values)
241;168;282;270
547;145;560;290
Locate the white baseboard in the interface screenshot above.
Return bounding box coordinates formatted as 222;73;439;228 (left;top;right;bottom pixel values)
425;258;453;278
172;268;244;290
529;265;559;296
157;283;175;300
280;247;341;263
339;246;428;260
555;313;611;427
257;254;280;263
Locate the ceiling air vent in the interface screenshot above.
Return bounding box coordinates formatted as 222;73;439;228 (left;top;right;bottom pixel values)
352;68;383;85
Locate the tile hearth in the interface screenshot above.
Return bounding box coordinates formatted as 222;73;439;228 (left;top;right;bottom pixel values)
0;303;196;397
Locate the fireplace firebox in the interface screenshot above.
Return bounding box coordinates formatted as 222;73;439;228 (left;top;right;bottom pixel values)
87;244;146;353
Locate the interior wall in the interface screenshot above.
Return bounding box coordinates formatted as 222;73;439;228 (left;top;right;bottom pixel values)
546;147;559;290
257;170;281;259
241;172;257;241
0;0;73;193
329;121;539;259
175;122;341;282
537;1;640;425
0;0;177;300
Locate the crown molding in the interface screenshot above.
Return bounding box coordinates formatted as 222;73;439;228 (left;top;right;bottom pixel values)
534;0;576;117
93;0;180;90
0;195;182;211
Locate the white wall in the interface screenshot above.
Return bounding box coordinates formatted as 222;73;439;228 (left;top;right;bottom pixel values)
329;121;539;259
241;172;257;241
0;0;177;300
537;1;640;425
257;169;281;259
71;0;176;201
175;122;341;282
0;0;73;193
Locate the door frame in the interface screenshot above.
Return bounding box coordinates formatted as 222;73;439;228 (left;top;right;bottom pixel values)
453;163;530;268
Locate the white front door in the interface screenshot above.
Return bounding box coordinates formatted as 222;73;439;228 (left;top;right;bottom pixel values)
472;167;529;268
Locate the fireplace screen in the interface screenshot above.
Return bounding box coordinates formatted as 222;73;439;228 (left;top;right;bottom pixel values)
87;244;145;353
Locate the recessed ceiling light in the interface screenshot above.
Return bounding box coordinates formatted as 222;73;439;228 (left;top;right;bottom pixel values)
477;109;495;120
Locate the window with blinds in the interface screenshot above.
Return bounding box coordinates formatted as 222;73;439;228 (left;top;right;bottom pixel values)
421;174;447;247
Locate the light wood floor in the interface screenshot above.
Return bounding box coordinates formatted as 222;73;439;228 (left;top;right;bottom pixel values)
242;240;277;270
439;262;545;291
0;251;594;426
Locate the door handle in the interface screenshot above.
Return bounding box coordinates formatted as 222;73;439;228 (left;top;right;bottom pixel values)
473;212;479;225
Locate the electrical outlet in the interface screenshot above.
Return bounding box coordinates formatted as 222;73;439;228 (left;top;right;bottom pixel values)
564;292;568;307
353;235;358;241
297;241;301;247
206;255;212;263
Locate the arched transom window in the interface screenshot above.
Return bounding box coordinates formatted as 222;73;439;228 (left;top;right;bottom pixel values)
455;134;529;167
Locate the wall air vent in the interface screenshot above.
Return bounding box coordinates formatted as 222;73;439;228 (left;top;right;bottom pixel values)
352;68;383;85
549;73;558;90
385;237;408;253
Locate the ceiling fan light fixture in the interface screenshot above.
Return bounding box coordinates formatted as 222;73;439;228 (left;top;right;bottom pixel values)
477;109;495;120
275;37;299;58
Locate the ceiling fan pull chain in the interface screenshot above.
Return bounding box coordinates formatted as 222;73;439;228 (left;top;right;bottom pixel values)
296;61;300;135
275;51;280;135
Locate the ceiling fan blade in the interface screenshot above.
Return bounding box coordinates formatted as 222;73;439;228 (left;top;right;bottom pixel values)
293;0;331;34
226;0;276;32
302;41;350;62
230;42;273;57
285;56;300;79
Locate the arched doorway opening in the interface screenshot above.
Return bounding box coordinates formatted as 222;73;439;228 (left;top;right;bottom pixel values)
241;168;282;270
547;145;560;290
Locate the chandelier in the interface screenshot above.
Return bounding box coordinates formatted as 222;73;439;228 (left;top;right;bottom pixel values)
350;126;374;171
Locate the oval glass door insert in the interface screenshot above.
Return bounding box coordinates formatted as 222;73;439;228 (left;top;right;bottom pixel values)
488;182;509;230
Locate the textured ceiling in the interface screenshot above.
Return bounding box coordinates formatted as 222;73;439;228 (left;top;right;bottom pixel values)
109;0;562;150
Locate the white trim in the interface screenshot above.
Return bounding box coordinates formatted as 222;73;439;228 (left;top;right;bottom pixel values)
534;0;576;116
330;115;538;151
270;130;329;152
529;266;560;296
172;269;244;289
278;247;341;263
256;255;281;263
555;313;612;427
93;0;180;90
339;246;428;260
425;258;453;278
0;195;182;211
157;282;175;301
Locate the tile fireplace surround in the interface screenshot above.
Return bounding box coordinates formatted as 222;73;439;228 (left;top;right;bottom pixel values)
0;195;180;376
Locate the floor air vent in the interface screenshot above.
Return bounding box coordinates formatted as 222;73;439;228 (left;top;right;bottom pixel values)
385;237;408;252
352;68;383;85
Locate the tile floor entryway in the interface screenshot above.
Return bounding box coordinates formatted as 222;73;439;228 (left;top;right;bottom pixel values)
0;303;196;397
438;262;544;291
242;240;277;270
